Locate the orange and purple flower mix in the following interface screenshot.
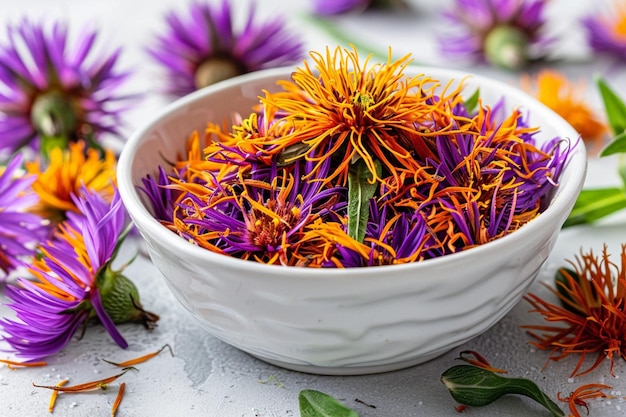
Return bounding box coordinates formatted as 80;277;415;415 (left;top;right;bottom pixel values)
141;46;574;268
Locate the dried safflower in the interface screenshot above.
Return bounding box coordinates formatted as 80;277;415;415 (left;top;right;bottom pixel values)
143;46;572;268
524;244;626;376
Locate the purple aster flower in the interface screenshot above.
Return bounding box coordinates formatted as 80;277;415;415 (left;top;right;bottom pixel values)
311;0;410;15
582;3;626;61
438;0;551;70
0;19;132;159
0;153;48;278
0;187;157;360
148;0;304;97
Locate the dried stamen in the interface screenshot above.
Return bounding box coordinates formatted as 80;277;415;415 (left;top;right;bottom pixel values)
33;367;137;392
48;379;69;413
111;382;126;417
457;351;508;374
0;358;47;370
102;344;174;367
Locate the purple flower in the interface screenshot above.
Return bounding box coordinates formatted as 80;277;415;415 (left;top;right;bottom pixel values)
148;0;304;96
0;154;48;278
311;0;410;15
0;187;157;360
329;203;428;267
311;0;371;15
438;0;551;70
582;4;626;61
172;158;345;265
0;19;131;159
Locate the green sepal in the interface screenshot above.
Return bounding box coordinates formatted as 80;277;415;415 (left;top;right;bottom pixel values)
441;365;564;417
298;390;359;417
563;187;626;227
463;88;480;115
347;159;381;243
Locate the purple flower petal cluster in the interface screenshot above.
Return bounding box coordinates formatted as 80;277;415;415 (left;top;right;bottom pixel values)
439;0;551;69
148;0;304;96
0;19;131;158
0;188;129;360
0;154;48;278
582;5;626;61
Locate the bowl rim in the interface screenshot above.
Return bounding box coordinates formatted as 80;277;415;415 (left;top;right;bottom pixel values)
117;65;587;278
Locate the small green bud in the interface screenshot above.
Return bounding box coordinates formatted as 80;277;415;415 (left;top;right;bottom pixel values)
98;266;159;328
484;26;529;70
31;91;77;138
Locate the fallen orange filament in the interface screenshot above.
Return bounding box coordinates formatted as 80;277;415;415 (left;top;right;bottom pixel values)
0;358;47;369
32;367;136;393
48;379;69;413
557;383;615;417
111;382;126;417
102;344;174;367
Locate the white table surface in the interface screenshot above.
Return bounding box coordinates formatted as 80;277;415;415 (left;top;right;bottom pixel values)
2;1;626;416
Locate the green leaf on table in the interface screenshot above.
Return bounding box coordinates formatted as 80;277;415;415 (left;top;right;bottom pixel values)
299;390;359;417
563;187;626;227
463;88;480;115
441;365;564;417
597;77;626;137
600;130;626;157
347;159;381;243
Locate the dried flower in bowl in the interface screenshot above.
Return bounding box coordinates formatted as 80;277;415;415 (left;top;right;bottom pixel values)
140;46;574;268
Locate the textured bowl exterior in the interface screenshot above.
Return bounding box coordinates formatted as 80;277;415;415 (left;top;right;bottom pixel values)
118;67;587;375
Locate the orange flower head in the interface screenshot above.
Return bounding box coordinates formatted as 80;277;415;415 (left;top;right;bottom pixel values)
26;141;117;223
525;70;606;149
524;244;626;377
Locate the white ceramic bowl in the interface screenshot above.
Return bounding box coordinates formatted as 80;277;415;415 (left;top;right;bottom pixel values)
117;66;586;375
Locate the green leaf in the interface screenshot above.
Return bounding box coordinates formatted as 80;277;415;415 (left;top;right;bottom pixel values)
299;390;359;417
563;187;626;227
617;155;626;187
300;14;397;64
600;130;626;157
441;365;564;417
463;88;480;115
597;77;626;136
347;159;380;243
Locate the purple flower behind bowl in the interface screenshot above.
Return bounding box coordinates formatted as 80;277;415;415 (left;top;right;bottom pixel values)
438;0;551;70
0;19;131;158
148;0;304;97
582;2;626;61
